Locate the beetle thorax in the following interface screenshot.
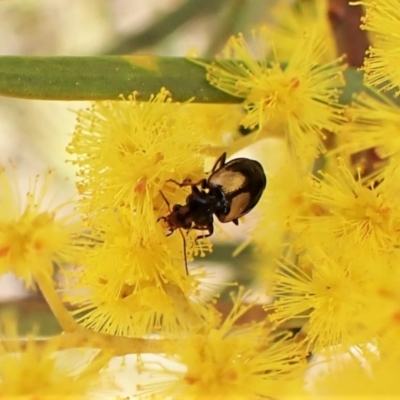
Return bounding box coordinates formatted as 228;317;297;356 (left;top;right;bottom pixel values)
186;187;228;224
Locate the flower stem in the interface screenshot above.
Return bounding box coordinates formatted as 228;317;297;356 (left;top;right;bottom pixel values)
34;271;77;333
1;331;173;355
163;282;204;330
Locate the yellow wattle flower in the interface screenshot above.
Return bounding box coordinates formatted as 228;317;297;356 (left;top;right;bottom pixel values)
340;90;400;160
262;0;336;63
63;197;213;337
357;250;400;341
251;156;318;258
138;290;307;399
267;252;372;352
68;88;210;218
65;89;221;336
0;319;110;399
312;344;400;398
203;27;345;166
0;165;79;288
296;159;400;257
356;0;400;94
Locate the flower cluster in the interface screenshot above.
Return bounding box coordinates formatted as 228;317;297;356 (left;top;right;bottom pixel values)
262;0;336;63
136;291;307;400
3;0;400;398
0;165;79;288
64;89;223;337
0;318;111;399
202;26;345;169
196;0;400;397
357;0;400;93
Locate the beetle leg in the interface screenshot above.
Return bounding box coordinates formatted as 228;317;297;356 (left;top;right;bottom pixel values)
157;215;174;236
199;179;208;190
167;178;190;186
232;218;239;226
167;178;204;187
211;152;227;173
190;184;201;194
194;223;214;240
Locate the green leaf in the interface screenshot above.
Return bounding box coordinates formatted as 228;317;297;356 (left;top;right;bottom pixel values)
0;56;240;103
0;55;367;103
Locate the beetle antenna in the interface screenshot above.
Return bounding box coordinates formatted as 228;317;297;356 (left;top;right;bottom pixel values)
178;228;189;275
159;190;171;210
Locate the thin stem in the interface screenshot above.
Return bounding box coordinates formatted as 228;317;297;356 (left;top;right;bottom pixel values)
1;331;173;355
78;351;113;377
204;0;247;58
163;282;204;329
33;271;77;333
106;0;227;55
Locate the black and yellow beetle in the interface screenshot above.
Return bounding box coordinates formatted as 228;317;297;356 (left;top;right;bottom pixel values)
159;152;267;238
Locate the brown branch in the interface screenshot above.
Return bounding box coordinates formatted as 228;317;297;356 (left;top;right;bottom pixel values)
327;1;381;176
327;0;369;68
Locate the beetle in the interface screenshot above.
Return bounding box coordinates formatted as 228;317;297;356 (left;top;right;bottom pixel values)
158;152;267;239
